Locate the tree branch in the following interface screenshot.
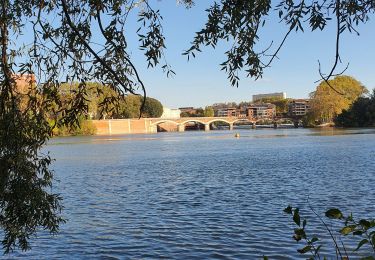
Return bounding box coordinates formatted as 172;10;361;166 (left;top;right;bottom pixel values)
60;0;140;98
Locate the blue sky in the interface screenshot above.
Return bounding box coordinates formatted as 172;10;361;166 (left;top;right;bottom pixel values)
17;1;375;108
124;1;375;108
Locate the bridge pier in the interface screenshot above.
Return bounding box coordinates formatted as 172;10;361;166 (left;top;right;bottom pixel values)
177;124;185;132
252;122;256;129
150;124;158;133
204;124;210;131
229;123;234;131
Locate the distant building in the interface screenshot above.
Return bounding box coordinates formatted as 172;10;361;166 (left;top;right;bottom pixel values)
161;107;181;119
236;107;248;118
288;99;310;117
253;92;286;102
215;107;236;117
179;107;196;115
247;103;276;120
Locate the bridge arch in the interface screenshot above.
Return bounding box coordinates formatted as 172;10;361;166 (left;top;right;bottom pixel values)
180;119;207;125
151;120;179;126
232;118;254;124
206;119;232;125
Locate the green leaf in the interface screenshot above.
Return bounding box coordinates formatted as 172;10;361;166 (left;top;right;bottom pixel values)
294;228;306;241
354;239;368;251
303;219;307;228
263;256;269;260
310;237;319;243
297;245;312;254
293;208;301;226
353;230;364;236
340;225;356;235
325;208;343;219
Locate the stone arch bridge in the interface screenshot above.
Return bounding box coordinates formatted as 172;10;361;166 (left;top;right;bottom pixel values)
91;117;295;135
150;117;258;132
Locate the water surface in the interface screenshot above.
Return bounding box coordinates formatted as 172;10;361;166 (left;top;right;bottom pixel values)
8;128;375;259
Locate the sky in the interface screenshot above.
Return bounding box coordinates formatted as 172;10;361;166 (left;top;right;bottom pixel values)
123;1;375;108
17;1;375;108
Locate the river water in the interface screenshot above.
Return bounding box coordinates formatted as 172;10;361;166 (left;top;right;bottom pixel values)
8;128;375;259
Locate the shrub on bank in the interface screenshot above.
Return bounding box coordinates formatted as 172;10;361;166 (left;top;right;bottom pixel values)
50;118;97;136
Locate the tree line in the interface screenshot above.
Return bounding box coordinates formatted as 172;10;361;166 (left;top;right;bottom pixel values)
30;82;164;136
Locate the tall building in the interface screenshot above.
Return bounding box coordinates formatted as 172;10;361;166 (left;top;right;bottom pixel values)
247;103;276;120
288;99;310;117
252;92;286;102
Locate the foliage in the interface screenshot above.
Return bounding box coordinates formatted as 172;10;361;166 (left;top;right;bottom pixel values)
195;108;204;117
1;0;175;252
142;97;163;118
204;106;214;117
51;83;163;120
335;90;375;127
0;78;65;253
309;76;367;124
118;95;142;119
180;111;191;117
50;117;97;136
284;205;375;259
181;108;205;117
302;111;318;128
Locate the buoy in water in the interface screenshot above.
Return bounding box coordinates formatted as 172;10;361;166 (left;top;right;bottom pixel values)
235;133;240;138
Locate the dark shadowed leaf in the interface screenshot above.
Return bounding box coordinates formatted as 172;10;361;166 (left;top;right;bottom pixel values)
325;208;343;219
359;219;371;230
284;205;293;214
293;208;301;226
354;239;368;251
297;245;312;254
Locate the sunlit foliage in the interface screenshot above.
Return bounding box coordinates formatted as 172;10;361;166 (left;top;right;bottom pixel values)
309;75;367;123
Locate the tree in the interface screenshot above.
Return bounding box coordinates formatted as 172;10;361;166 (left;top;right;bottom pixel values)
335;89;375;127
1;0;374;254
118;95;143;119
142;97;163;118
203;106;214;117
194;108;204;117
0;0;179;253
308;76;367;123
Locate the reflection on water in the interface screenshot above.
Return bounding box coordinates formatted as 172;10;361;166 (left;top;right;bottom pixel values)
8;128;375;259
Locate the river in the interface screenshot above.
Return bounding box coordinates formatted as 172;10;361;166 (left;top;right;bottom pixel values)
8;128;375;259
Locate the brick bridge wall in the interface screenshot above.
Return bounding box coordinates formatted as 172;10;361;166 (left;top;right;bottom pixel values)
91;119;154;135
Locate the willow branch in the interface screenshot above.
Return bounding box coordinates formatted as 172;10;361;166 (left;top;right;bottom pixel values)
60;0;139;98
318;0;345;95
96;9;146;117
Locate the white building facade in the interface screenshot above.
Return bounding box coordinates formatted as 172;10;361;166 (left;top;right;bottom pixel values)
161;107;181;119
252;92;287;102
